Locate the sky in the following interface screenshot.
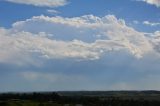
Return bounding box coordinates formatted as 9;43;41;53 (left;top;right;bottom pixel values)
0;0;160;92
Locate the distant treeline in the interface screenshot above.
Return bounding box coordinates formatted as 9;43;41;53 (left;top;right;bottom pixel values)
1;91;160;106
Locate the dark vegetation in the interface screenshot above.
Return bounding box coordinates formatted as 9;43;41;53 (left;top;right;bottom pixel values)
1;91;160;106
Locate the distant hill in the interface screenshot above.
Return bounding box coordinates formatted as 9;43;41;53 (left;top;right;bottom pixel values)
58;91;160;97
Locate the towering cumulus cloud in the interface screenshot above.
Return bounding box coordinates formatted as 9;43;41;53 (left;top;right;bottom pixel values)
5;0;68;7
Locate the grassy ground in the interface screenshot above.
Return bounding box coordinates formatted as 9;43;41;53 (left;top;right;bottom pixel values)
0;100;64;106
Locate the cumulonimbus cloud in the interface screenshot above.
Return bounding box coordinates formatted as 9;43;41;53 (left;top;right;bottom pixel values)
5;0;68;7
0;14;159;64
12;15;153;57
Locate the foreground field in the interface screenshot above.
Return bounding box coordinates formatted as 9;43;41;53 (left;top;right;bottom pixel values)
0;101;66;106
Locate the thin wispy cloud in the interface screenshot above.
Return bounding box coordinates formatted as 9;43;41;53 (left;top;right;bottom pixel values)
143;21;160;26
47;9;60;14
5;0;68;7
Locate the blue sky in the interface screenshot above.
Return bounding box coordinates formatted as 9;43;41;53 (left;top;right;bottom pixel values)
0;0;160;92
